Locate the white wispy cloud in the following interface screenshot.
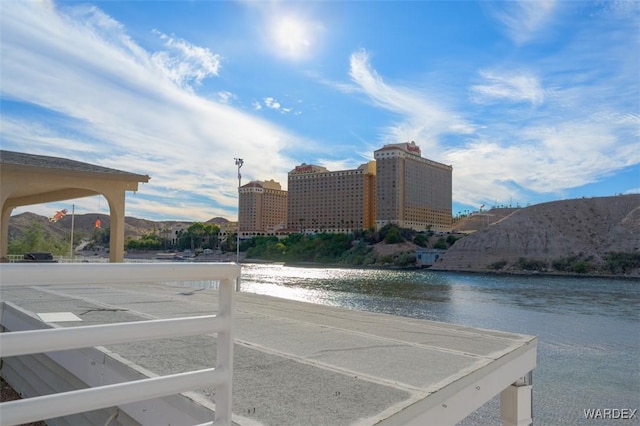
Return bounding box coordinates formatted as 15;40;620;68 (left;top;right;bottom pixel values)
471;70;545;105
315;158;363;173
253;97;300;115
151;29;222;89
217;91;236;104
0;0;306;220
490;0;558;45
347;49;475;151
264;97;281;110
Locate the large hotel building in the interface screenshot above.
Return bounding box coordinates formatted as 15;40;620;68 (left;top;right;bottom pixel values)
374;141;452;232
287;161;376;233
238;179;287;237
237;141;452;236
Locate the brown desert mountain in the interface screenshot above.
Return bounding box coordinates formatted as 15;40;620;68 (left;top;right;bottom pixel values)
8;212;230;242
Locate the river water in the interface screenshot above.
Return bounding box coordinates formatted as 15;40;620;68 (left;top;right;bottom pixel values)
239;263;639;425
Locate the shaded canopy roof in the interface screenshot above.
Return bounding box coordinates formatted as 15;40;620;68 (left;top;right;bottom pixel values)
1;150;150;262
1;150;150;205
1;150;150;181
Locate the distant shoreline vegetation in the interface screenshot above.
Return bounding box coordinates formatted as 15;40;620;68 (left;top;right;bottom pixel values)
240;224;458;267
239;226;639;277
485;252;640;277
8;217;639;277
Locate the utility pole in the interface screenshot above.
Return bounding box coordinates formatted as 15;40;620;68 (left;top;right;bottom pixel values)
69;204;75;259
234;158;243;264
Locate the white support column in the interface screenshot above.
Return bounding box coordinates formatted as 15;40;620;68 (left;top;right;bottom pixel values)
500;373;533;426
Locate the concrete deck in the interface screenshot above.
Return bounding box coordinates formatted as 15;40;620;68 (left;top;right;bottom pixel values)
1;280;536;425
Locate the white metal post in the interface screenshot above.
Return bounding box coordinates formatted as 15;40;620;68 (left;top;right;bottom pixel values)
69;204;75;258
214;277;235;426
234;158;243;264
500;373;533;426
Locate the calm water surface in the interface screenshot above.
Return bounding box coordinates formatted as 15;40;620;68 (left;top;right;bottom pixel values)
240;263;640;425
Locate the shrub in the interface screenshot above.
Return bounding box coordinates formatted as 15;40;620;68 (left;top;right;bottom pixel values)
604;252;640;274
378;224;407;244
380;255;394;264
433;238;447;250
552;255;593;274
488;260;508;270
7;221;67;256
517;257;547;271
571;260;592;274
394;252;416;266
413;234;429;247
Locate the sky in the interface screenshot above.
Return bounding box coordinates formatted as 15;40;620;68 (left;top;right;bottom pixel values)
1;0;639;222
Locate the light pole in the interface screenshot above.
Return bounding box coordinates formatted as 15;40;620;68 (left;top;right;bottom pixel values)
234;158;243;264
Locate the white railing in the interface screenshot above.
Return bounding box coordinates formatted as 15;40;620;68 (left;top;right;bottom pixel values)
0;262;240;426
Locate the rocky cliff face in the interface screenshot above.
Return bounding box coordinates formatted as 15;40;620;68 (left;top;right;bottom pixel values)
433;194;640;272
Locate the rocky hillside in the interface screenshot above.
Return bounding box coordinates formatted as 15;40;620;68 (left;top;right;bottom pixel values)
9;212;165;240
452;208;520;232
8;212;230;242
433;194;640;274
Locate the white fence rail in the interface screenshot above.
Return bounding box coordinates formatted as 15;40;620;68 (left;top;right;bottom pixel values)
0;262;240;426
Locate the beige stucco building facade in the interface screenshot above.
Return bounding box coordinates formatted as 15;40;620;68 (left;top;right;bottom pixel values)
374;142;452;232
238;179;287;237
287;161;376;233
1;150;149;262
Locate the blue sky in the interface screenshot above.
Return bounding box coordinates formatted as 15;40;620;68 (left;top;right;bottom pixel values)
2;0;638;222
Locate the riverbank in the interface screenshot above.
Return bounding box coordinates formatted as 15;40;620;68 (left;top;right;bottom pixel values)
245;258;639;280
120;249;639;279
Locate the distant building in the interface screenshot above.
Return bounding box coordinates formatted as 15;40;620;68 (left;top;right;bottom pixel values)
217;221;237;243
374;141;452;232
239;179;287;237
415;248;446;268
167;223;190;246
287;162;376;233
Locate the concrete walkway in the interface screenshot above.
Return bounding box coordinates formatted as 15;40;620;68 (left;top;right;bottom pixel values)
1;280;536;425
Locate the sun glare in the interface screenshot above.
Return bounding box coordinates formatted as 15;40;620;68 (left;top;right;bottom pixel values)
271;16;313;60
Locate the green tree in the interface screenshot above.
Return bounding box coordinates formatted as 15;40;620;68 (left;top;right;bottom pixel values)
433;238;447;250
125;232;161;250
187;222;206;250
7;221;67;255
95;227;110;245
380;224;404;244
202;224;220;249
413;234;429;247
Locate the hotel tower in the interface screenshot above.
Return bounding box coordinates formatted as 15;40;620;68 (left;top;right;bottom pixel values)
238;179;287;237
287;162;376;233
374;141;452;232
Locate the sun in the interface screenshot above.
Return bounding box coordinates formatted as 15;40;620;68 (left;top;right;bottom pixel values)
271;16;314;60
